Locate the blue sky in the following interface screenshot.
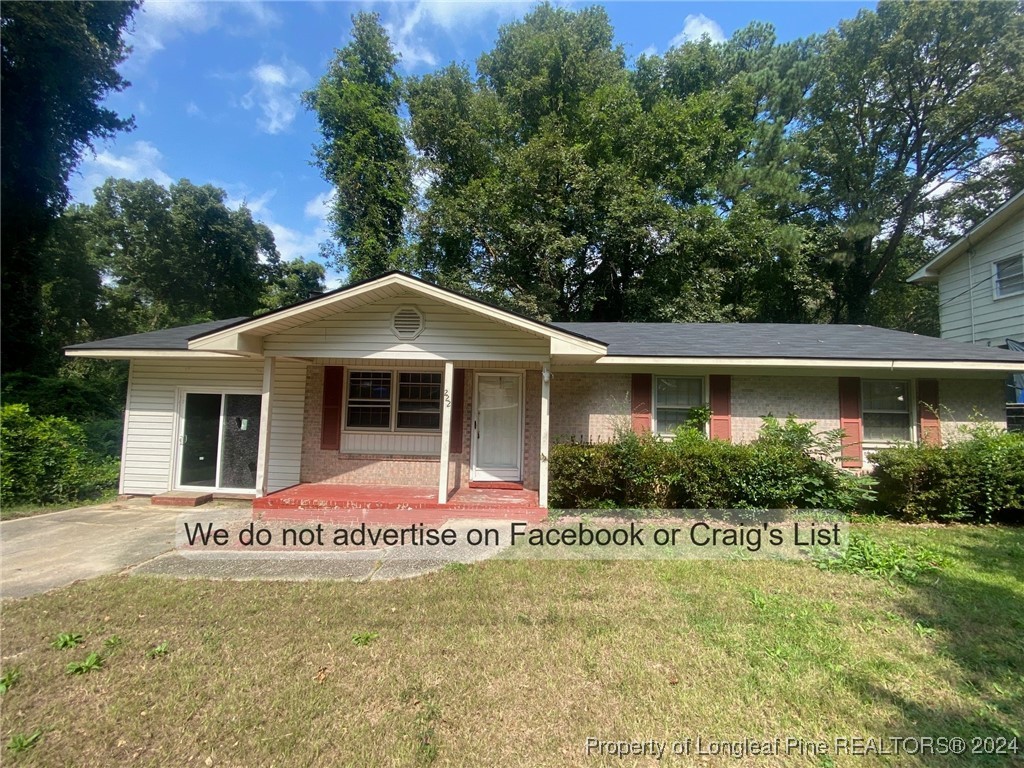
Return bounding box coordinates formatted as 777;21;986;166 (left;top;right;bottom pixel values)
71;1;874;286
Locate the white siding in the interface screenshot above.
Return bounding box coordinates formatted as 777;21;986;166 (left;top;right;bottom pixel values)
267;359;306;492
121;359;264;495
263;293;550;361
341;432;441;455
938;214;1024;346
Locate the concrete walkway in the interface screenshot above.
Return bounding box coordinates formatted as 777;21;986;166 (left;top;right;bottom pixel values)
1;501;514;599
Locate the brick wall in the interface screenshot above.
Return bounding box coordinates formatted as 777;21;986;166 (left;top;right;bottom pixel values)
937;378;1007;442
731;376;841;443
549;372;631;443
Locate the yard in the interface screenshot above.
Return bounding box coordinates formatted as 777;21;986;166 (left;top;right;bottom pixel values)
1;522;1022;767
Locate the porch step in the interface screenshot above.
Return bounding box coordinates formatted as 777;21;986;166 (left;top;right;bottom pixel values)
468;481;524;490
151;491;213;507
254;506;548;525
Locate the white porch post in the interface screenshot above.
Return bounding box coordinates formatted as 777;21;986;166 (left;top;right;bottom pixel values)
255;357;275;497
539;362;551;508
437;361;455;504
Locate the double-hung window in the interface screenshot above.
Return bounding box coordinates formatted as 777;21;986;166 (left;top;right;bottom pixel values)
653;377;703;435
345;370;442;432
993;255;1024;299
861;380;911;442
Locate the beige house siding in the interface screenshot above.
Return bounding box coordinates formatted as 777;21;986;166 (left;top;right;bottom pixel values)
263;293;550;361
121;358;265;495
266;359;307;492
937;214;1024;346
938;378;1008;441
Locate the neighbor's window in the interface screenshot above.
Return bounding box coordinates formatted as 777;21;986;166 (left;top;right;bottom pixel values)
345;370;442;432
654;377;703;434
994;255;1024;298
861;380;911;442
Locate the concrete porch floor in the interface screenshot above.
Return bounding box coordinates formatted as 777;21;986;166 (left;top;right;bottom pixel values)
253;483;546;524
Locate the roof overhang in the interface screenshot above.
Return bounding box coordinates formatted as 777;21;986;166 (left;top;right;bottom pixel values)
187;272;607;360
908;189;1024;284
64;349;246;360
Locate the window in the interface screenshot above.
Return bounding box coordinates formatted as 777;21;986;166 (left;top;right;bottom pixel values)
654;377;703;434
861;380;911;442
994;255;1024;298
345;370;442;432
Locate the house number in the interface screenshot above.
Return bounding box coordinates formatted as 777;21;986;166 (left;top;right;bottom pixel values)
443;389;451;407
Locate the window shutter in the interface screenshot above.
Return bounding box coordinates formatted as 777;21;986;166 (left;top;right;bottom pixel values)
631;374;652;434
450;368;465;454
838;377;863;469
708;375;731;442
321;366;343;451
917;379;941;446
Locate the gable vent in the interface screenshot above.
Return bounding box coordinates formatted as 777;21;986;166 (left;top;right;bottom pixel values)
392;306;424;340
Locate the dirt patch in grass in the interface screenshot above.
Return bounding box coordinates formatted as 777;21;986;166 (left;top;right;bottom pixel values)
1;523;1022;766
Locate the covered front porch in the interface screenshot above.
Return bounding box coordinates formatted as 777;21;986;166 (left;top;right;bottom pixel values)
253;482;546;525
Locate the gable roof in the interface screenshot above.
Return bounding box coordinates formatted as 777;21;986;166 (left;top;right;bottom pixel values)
908;189;1024;284
66;317;245;352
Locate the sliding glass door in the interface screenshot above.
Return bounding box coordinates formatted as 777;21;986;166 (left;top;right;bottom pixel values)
179;393;261;490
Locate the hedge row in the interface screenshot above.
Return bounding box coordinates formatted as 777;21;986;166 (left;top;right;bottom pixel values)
549;418;874;513
870;426;1024;523
0;404;120;506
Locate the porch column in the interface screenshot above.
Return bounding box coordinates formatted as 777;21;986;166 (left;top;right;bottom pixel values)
255;357;275;497
437;361;455;504
539;363;551;508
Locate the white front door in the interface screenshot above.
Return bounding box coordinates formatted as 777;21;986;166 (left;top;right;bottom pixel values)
471;373;523;482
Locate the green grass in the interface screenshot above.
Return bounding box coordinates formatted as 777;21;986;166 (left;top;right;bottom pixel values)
0;522;1021;766
0;488;118;521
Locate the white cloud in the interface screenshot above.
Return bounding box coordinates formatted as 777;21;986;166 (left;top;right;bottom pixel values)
304;189;336;220
223;186;333;263
240;58;310;134
639;45;658;59
381;1;527;70
71;140;173;202
185;100;204;118
669;14;726;48
126;1;280;64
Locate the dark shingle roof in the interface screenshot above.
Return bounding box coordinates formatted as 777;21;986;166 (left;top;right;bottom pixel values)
554;323;1024;364
66;317;246;351
68;315;1023;366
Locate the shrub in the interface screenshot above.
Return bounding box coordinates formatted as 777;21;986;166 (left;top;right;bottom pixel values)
549;416;876;512
871;425;1024;523
0;404;119;506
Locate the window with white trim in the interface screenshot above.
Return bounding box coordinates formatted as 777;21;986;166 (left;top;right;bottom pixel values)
345;370;442;432
861;380;911;442
994;255;1024;299
653;376;703;435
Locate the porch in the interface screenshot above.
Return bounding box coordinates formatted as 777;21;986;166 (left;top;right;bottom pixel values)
253;483;547;525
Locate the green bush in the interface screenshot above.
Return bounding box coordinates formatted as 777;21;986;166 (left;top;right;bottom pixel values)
871;425;1024;523
0;404;119;506
549;417;875;512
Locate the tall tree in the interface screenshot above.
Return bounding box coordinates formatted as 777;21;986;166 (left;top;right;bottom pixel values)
1;1;138;373
794;0;1024;323
88;178;280;331
303;12;412;281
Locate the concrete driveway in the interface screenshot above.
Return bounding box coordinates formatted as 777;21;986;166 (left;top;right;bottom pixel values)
0;500;243;599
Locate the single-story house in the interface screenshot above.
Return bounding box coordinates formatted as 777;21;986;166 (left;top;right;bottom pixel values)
67;272;1024;510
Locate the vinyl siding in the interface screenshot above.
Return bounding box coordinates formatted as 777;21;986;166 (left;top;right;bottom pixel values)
121;359;264;495
266;359;306;491
262;293;550;361
938;214;1024;345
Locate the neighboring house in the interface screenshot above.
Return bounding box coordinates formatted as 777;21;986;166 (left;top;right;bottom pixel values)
908;189;1024;429
67;272;1024;509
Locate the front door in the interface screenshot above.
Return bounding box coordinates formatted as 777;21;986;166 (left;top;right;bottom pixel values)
471;373;523;482
178;393;261;490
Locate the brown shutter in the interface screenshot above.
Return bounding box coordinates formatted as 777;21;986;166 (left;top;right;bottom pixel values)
321;366;343;451
708;375;732;442
838;377;863;469
917;379;941;446
449;368;465;454
631;373;652;434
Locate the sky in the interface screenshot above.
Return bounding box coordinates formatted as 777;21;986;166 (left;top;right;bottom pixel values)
71;0;875;287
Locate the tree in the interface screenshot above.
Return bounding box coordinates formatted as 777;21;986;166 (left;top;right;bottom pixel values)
1;1;138;373
259;258;327;312
88;178;279;331
303;12;412;281
793;0;1024;323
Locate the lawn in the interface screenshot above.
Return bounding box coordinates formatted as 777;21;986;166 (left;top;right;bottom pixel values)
1;522;1022;766
0;489;119;522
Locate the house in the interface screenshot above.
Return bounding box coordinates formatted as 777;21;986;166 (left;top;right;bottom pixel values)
66;272;1024;511
908;189;1024;428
